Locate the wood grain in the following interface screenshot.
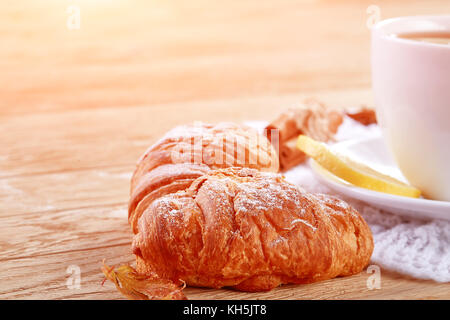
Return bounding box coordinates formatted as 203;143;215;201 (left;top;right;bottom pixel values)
0;89;373;177
1;0;449;300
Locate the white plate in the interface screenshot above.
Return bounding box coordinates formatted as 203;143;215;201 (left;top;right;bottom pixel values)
309;135;450;221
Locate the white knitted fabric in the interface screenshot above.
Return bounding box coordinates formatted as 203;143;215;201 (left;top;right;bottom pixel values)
247;119;450;282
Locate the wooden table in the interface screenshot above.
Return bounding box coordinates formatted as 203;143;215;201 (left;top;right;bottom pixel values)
1;0;449;299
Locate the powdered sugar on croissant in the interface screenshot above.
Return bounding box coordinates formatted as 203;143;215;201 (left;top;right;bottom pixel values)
132;167;374;292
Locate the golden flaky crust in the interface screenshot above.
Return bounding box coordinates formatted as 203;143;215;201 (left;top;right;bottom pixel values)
128;122;279;233
132;167;374;292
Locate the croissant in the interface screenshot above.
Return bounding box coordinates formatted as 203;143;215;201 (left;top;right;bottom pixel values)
132;167;374;292
129;122;279;233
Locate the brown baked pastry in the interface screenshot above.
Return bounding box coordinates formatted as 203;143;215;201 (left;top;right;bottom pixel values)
132;167;374;292
129;122;279;233
266;99;343;171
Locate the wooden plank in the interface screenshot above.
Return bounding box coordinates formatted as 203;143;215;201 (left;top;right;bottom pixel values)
1;1;372;117
0;166;132;216
0;89;373;178
1;1;447;117
186;269;450;300
0;243;133;300
0;204;131;260
1;244;448;299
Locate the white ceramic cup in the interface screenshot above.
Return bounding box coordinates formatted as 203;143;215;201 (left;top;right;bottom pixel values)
371;16;450;201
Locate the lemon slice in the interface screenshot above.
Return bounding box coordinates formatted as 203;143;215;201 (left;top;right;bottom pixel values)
297;135;421;198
